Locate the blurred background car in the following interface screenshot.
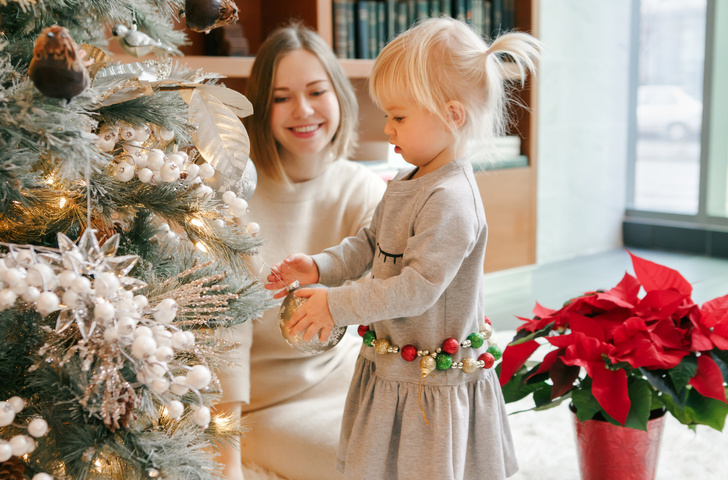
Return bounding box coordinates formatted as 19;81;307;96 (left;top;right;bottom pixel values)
637;85;703;141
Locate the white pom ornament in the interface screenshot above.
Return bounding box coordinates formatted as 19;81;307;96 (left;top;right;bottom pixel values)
27;418;49;437
184;163;200;181
198;163;215;179
33;474;54;480
222;191;237;205
166;400;184;420
137;168;154;183
7;397;25;413
147;149;166;171
26;263;58;290
185;365;212;390
159;127;175;141
131;335;157;359
170;376;189;396
0;402;16;426
22;286;40;303
114;161;135;182
160;161;181;182
228;197;248;217
246;222;261;236
0;441;12;462
153;298;178;324
36;291;60;316
0;289;17;309
192;406;211;428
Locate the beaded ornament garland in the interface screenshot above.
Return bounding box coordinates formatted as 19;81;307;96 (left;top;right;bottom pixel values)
357;317;502;425
357;317;502;374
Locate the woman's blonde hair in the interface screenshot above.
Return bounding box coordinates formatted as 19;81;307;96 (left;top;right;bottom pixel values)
245;22;359;183
369;17;541;158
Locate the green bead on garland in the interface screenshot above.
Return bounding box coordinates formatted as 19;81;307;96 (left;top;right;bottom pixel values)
467;332;484;349
435;352;453;370
363;330;377;347
486;344;502;361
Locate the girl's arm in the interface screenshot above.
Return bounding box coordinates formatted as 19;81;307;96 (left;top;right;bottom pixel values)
322;183;484;327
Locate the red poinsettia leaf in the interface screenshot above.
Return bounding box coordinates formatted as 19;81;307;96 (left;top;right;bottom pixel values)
549;357;580;399
499;339;541;387
635;290;689;320
533;302;558;318
702;294;728;314
709;316;728;351
591;363;631;425
595;272;641;308
689;354;727;403
628;251;692;295
531;348;563;377
568;312;606;342
649;317;690;351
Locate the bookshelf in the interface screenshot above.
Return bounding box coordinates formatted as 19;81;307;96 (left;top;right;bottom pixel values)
147;0;538;272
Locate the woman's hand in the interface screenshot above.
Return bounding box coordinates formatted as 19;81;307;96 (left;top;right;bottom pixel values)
285;288;335;342
265;253;320;299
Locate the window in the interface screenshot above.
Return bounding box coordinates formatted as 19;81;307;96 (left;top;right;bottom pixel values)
628;0;728;229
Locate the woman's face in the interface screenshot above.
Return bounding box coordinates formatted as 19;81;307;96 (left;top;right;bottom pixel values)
270;49;341;163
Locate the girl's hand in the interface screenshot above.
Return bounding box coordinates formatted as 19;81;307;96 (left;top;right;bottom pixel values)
265;253;320;299
286;288;335;342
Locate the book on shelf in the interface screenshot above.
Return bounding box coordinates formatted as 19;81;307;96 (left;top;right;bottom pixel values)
333;0;350;58
330;0;518;59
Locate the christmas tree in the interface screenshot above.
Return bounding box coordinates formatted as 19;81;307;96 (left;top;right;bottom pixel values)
0;0;271;478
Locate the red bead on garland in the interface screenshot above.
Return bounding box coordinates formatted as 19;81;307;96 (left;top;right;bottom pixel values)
401;344;417;362
441;337;459;355
478;352;495;369
357;325;369;337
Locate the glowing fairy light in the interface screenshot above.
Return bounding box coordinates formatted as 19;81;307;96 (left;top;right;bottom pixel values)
59;197;67;208
190;218;204;228
195;242;208;253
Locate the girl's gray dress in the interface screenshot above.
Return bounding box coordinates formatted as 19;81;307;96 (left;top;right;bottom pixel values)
312;158;518;480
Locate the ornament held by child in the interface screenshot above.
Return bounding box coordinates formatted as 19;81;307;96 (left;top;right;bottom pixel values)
279;284;346;355
28;25;89;101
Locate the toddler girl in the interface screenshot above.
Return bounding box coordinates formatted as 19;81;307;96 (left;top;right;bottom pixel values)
266;17;541;480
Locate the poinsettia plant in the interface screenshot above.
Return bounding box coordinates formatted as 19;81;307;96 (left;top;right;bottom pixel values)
498;251;728;431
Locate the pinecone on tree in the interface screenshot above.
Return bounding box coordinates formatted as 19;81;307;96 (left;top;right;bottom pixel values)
0;456;26;480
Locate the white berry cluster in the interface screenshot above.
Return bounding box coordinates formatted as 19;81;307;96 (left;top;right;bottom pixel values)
96;123;216;197
0;231;213;428
0;396;52;480
221;190;260;236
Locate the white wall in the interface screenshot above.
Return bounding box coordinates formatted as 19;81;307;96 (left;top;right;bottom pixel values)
536;1;633;263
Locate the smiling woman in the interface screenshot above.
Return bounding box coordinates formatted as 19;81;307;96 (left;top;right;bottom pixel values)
211;22;386;480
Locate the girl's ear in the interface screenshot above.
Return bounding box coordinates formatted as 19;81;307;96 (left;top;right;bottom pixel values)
446;101;466;129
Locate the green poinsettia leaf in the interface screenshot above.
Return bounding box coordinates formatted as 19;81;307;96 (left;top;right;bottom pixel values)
509;324;553;344
571;385;602;422
534;384;554;407
497;364;550;404
662;388;728;431
641;368;688;408
711;349;728;381
622;379;654;431
669;354;698;391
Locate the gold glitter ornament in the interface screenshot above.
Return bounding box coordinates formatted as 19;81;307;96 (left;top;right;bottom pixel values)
373;338;390;355
419;356;436;375
461;357;478;374
278;284;346;355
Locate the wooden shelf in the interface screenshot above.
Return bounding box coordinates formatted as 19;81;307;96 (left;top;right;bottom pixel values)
167;56;375;79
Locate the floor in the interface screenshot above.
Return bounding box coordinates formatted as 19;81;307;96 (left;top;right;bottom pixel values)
484;247;728;333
